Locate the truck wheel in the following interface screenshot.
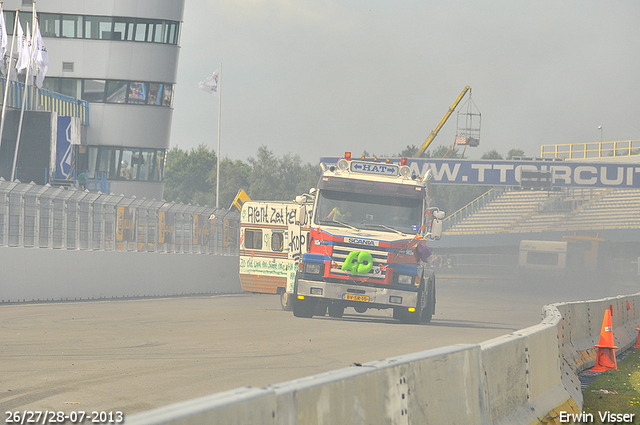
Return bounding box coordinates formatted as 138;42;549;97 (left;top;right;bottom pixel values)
354;305;368;314
328;304;344;318
292;298;315;318
397;279;432;324
280;291;293;311
420;275;435;324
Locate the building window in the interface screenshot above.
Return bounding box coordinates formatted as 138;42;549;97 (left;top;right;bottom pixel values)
119;148;139;180
94;147;121;180
89;147;166;182
61;15;82;38
168;23;178;45
112;19;128;41
42;77;173;107
83;15;114;40
82;79;106;103
147;83;163;106
162;85;173;107
42;77;81;98
134;20;150;42
3;11;180;45
128;82;147;104
106;80;128;103
39;13;60;37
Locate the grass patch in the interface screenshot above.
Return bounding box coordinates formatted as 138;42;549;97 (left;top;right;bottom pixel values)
582;348;640;423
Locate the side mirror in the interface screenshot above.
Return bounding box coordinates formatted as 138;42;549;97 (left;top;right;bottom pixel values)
432;210;445;220
295;205;307;226
429;218;443;240
424;208;445;240
423;168;433;181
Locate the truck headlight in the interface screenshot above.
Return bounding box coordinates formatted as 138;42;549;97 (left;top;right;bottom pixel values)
396;274;413;285
304;262;323;275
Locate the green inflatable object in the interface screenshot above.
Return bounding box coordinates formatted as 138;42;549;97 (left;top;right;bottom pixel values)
342;250;374;275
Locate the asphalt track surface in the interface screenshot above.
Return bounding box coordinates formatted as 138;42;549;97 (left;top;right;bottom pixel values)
1;273;638;417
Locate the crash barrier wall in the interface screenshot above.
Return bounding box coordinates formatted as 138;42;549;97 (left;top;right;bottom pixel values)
0;247;242;302
125;292;640;425
0;179;243;302
0;179;239;256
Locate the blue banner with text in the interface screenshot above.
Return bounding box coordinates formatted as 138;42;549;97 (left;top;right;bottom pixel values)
320;157;640;188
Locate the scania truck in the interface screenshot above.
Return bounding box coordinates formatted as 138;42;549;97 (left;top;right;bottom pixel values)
240;153;444;323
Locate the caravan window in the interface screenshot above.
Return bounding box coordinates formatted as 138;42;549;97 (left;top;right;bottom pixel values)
271;232;284;252
244;229;262;250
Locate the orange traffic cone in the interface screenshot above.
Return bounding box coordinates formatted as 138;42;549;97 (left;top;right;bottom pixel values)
634;322;640;349
590;309;618;372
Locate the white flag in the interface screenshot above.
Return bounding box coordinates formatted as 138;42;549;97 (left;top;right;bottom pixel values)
34;21;49;88
0;7;8;61
0;7;7;74
198;69;220;95
16;21;30;73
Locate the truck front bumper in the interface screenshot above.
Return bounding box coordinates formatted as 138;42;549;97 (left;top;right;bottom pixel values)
296;279;418;309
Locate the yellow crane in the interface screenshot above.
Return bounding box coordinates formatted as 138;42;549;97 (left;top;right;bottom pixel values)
416;86;471;157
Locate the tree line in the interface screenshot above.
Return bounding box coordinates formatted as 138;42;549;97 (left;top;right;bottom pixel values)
163;144;526;215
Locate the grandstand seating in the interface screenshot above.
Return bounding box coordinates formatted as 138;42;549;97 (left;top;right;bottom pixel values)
444;187;640;234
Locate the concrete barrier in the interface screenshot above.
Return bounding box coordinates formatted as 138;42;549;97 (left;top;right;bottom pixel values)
0;247;242;302
126;344;488;425
124;291;640;425
124;387;277;425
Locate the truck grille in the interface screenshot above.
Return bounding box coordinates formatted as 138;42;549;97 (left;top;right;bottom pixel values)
330;243;388;280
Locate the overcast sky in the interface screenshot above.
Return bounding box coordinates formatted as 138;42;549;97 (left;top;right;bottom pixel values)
169;0;640;164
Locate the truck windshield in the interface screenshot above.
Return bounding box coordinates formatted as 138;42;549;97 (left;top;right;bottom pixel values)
315;190;423;234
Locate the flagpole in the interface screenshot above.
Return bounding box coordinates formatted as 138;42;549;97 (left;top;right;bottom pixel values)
216;63;221;209
12;9;36;181
0;8;17;160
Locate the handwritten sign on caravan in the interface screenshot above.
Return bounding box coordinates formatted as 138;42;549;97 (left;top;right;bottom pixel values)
242;202;311;225
320;157;640;189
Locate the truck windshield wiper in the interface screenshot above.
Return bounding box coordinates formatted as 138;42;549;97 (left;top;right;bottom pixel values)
364;223;406;235
322;219;359;230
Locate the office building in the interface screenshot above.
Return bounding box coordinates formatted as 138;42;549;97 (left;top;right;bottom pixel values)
2;0;185;199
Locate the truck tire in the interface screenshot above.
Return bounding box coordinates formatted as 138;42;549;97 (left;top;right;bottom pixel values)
397;276;433;324
280;291;293;311
354;305;368;314
292;297;316;318
420;273;435;324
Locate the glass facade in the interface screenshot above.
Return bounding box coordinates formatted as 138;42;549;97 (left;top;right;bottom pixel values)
8;11;180;45
88;147;166;182
42;77;174;106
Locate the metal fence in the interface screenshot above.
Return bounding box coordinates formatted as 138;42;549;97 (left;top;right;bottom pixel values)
0;179;239;255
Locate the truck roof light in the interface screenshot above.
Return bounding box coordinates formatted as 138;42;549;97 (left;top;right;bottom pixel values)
401;157;408;166
345;152;351;160
386;158;391;163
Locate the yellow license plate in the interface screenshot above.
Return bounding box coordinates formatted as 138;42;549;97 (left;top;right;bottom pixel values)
343;294;370;302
